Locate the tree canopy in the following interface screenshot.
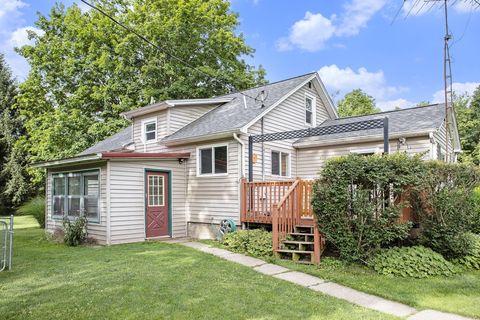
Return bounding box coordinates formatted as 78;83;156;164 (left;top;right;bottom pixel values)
336;89;380;117
16;0;266;181
455;87;480;164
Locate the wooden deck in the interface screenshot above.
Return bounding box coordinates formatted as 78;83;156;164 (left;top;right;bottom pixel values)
240;179;323;264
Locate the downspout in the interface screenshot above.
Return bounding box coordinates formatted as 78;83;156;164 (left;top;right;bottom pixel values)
233;133;245;178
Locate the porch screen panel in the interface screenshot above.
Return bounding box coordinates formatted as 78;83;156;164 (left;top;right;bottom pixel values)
53;176;66;217
84;174;99;220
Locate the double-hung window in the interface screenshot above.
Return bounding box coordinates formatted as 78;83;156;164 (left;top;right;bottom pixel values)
52;170;100;222
305;94;316;126
198;145;228;175
271;151;290;177
142;118;157;143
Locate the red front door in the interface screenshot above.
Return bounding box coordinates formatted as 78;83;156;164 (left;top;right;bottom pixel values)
145;171;169;238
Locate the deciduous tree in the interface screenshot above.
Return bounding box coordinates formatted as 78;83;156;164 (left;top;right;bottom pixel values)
337;89;380;117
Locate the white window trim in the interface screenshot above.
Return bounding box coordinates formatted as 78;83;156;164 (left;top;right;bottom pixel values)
196;143;229;177
147;175;165;207
141;117;158;144
305;93;316;127
51;168;101;223
271;150;291;178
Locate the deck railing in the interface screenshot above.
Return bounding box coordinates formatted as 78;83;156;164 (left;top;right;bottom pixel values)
240;179;295;224
240;179;321;264
271;180;321;264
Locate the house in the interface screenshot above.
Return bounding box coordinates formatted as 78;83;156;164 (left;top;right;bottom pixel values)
34;72;461;247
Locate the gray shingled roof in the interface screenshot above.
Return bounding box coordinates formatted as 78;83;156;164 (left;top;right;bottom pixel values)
161;72;316;142
79;127;132;155
295;103;445;146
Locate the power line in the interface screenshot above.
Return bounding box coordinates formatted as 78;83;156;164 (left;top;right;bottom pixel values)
79;0;261;103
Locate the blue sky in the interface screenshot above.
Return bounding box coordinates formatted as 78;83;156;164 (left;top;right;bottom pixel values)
0;0;479;110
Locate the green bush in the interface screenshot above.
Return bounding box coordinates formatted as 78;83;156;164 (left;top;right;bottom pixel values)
370;246;458;278
471;187;480;234
414;162;480;259
17;195;46;228
222;229;272;258
454;233;480;270
312;153;424;262
63;216;87;246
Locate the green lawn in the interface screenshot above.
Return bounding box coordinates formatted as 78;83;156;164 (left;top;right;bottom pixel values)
0;216;396;320
277;259;480;319
204;239;480;319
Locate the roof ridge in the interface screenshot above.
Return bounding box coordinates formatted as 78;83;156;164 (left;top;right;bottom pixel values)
335;103;444;121
213;71;317;99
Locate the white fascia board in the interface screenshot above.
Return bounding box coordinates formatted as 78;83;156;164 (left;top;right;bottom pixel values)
31;154;103;168
162;129;242;146
240;74;317;132
293;129;435;148
165;98;233;106
313;72;338;119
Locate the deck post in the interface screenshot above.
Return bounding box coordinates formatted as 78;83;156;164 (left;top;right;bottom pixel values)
272;206;279;253
383;117;389;154
313;219;321;265
248;135;253;182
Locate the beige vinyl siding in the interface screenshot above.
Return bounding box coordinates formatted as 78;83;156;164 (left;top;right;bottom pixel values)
296;136;433;179
46;163;108;244
433;123;454;161
167;105;216;135
133;105;216;152
243;82;333;180
184;140;240;225
108;159;187;244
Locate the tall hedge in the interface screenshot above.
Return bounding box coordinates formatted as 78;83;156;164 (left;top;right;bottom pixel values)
414;162;480;258
312;153;425;262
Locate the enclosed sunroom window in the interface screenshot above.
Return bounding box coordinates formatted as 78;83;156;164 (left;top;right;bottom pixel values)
52;170;100;222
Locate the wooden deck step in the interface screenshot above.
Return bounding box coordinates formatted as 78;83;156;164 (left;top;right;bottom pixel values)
283;240;314;245
275;249;314;254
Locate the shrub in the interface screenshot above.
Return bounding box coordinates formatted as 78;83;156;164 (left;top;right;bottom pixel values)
471;187;480;234
63;216;87;246
414;162;480;259
369;246;457;278
454;233;480;270
222;229;272;258
17;195;46;228
312;153;424;262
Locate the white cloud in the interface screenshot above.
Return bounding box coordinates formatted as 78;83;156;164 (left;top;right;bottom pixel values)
335;0;386;36
377;98;414;111
277;0;387;51
276;12;336;52
7;26;43;48
432;82;480;103
0;0;26;21
318;64;406;101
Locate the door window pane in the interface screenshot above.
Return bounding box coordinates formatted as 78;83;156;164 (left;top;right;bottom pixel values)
148;175;164;206
200;148;212;174
214;146;227;174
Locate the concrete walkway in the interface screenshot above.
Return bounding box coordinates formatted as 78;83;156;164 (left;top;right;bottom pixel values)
166;240;473;320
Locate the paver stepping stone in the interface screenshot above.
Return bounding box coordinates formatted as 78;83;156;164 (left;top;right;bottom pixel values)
254;263;289;275
274;271;325;287
408;309;474;320
310;282;416;317
222;253;266;267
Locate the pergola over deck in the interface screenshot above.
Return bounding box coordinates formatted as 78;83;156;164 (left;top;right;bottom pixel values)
241;117;390;264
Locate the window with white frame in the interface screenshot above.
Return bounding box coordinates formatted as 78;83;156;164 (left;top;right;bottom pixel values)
305;95;315;126
52;171;100;222
143;119;157;142
271;151;290;177
198;145;228;175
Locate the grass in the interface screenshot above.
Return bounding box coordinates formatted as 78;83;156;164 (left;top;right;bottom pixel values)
0;216;396;320
205;238;480;319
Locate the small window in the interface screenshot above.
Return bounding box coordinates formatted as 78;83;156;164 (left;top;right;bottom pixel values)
305;96;314;125
143;120;157;142
148;175;165;206
198;145;228;175
271;151;290;177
